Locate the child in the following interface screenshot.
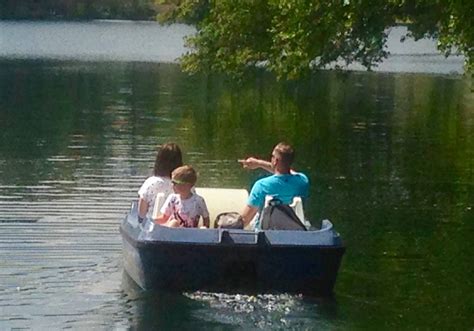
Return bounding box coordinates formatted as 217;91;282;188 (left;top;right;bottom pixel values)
154;165;210;228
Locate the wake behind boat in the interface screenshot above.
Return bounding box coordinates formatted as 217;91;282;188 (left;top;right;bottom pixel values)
119;188;345;295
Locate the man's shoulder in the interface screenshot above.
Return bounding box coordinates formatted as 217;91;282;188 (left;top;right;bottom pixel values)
251;175;276;190
292;171;309;183
259;172;308;182
255;174;278;183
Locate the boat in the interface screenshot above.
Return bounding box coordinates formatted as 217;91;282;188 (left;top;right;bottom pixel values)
120;188;345;296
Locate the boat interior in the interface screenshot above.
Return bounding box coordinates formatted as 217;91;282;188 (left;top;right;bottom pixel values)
151;187;307;229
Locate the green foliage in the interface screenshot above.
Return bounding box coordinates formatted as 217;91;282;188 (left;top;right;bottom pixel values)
3;0;471;78
403;0;473;71
160;0;473;80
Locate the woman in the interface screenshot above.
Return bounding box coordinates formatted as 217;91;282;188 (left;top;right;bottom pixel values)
137;143;183;219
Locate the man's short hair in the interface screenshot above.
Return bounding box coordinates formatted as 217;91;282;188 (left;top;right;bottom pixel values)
274;142;295;168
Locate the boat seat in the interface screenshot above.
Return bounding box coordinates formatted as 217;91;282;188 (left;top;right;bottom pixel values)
256;195;309;230
289;197;305;223
151;192;166;220
152;189;198;220
195;187;248;227
152;188;249;227
263;195;306;223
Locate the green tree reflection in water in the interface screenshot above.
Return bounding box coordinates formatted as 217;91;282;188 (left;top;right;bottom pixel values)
170;69;473;327
0;60;473;328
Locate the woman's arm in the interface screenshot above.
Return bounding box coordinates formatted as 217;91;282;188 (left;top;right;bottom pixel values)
138;197;149;219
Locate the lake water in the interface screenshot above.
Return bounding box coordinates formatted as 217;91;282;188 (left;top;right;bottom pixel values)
0;21;473;329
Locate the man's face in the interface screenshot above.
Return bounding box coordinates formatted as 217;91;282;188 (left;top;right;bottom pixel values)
270;149;279;169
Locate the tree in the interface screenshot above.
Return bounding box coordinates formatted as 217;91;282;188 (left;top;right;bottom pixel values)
158;0;473;80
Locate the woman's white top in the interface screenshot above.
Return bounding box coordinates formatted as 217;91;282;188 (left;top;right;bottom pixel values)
137;176;173;219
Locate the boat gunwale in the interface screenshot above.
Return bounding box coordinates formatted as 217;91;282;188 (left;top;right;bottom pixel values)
120;223;346;250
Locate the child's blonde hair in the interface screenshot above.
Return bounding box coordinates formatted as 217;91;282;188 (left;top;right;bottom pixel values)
171;165;197;185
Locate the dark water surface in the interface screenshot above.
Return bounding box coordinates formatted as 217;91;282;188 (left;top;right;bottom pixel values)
0;40;473;330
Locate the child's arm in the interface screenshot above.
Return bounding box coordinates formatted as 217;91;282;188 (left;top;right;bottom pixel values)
198;196;210;228
202;216;210;228
155;195;174;224
154;213;170;224
138;197;149;219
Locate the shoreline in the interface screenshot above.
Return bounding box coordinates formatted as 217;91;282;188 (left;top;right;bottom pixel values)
0;21;465;76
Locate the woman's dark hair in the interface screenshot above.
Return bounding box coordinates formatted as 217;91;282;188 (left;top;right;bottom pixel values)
153;143;183;177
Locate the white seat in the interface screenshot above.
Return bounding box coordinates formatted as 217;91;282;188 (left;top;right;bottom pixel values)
152;188;248;227
151;192;166;220
263;195;306;223
153;190;305;229
195;187;248;226
289;197;305;223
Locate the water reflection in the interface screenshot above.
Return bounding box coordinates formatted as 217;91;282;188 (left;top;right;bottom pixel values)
0;59;473;329
121;272;203;330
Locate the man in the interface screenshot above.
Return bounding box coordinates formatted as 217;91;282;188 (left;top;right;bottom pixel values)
238;142;309;227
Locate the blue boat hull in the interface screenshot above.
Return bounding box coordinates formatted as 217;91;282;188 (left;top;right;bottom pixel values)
120;202;345;295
